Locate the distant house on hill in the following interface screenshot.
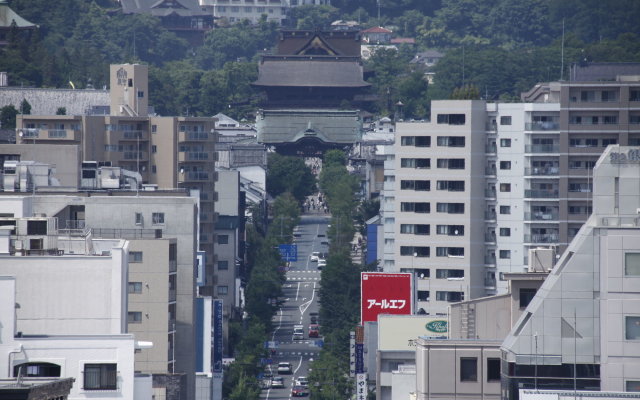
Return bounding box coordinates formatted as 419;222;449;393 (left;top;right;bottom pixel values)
119;0;213;45
411;50;445;67
361;26;392;44
0;0;37;47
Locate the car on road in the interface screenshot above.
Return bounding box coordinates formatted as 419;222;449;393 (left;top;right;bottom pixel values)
292;385;309;397
309;313;319;324
309;252;320;262
295;376;309;387
277;362;292;374
317;259;326;269
320;240;329;246
293;325;304;340
308;324;319;338
271;376;285;388
317;233;326;238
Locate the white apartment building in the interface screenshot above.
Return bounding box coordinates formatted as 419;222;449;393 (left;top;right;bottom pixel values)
199;0;330;25
0;235;147;400
393;101;487;316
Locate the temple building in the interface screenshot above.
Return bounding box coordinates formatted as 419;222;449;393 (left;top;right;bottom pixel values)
253;30;370;156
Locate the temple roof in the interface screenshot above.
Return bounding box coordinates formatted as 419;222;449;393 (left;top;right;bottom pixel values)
120;0;208;17
0;1;37;29
253;56;370;88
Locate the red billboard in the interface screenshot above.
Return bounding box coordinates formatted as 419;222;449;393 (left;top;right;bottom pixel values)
361;272;412;323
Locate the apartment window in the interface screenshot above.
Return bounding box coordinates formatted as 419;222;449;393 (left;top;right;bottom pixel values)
436;202;464;214
627;381;640;392
135;212;143;225
499;250;511;259
499;228;511;237
152;165;157;173
415;136;431;147
585;138;598;147
499;205;511;214
500;116;512;125
436;269;464;279
436;225;464;236
400;224;430;235
437;158;465;169
437;180;465;191
152;212;165;224
400;136;414;146
152;145;157;153
151;125;157;133
129;251;143;263
436;113;466;125
217;234;229;244
218;260;229;270
499;183;511;192
401;180;430;190
83;363;117;390
436;291;464;302
13;362;61;378
487;358;501;381
519;288;537;308
436;247;464;257
217;286;229;296
603;115;618;125
400;246;429;257
499;161;511;170
581;90;595;102
602;138;617;146
417;290;430;301
601;90;617;102
460;358;478;381
625;253;640;276
128;282;143;294
437;136;465;147
500;138;511;147
231;6;239;12
127;311;142;323
137;90;144;98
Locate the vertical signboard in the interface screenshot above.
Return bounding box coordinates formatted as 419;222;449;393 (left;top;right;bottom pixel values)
361;272;412;323
213;299;223;373
356;373;368;400
349;331;356;377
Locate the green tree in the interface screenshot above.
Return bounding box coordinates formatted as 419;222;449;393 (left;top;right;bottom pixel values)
266;153;316;203
0;105;18;129
56;107;67;115
287;5;340;29
19;99;32;115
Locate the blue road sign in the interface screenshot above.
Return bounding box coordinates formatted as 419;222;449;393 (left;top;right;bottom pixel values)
278;244;298;262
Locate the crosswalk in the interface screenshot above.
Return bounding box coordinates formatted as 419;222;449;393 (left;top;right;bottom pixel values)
286;270;322;282
273;350;320;357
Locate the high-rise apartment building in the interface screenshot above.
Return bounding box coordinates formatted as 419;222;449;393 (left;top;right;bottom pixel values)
199;0;330;25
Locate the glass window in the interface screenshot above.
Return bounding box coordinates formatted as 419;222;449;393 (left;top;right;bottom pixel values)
128;282;143;294
499;228;511;237
500;139;511;147
627;381;640;392
217;286;229;295
500;161;511;170
625;253;640;276
400;136;415;146
127;311;142;323
499;250;511;259
217;234;229;244
487;358;500;381
84;364;117;390
626;316;640;340
218;260;229;270
152;212;165;224
519;288;537;308
460;358;477;381
135;212;142;225
500;183;511;192
500;116;512;125
499;206;511;214
129;251;143;263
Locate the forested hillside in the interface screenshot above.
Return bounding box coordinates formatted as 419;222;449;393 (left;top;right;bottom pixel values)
2;0;639;119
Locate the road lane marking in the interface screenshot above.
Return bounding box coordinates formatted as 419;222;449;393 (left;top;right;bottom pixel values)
295;282;300;301
293;356;304;374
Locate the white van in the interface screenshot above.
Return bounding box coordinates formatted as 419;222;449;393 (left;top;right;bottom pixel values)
293;325;304;340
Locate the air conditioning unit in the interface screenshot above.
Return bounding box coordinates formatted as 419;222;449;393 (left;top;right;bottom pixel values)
528;247;555;272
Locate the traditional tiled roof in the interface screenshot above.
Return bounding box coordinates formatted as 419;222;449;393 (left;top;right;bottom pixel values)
0;1;37;29
361;26;392;34
120;0;208;17
253;56;370;88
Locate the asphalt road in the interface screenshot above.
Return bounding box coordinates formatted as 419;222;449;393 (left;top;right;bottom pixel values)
261;214;329;399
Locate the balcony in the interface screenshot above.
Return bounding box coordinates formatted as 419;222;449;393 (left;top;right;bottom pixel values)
525;144;559;153
485;166;497;176
484;255;496;265
485;211;497;220
484;277;497;288
485;188;497;199
485;233;496;243
169;288;176;302
524;233;559;243
486;122;497;132
179;151;211;162
525;189;559;199
485;144;497;154
524;212;559;221
169;260;177;273
179;131;209;142
41;129;79;141
183;171;209;181
123;151;148;161
524;166;559;176
525;122;559;131
121;130;148;140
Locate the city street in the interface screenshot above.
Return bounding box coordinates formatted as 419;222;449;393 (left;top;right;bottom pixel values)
261;213;329;399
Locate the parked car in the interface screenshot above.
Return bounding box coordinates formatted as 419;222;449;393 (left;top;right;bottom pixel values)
317;259;326;269
277;362;292;374
292;385;309;397
310;252;320;262
293;325;304;340
295;376;309;387
271;376;285;388
308;324;319;338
